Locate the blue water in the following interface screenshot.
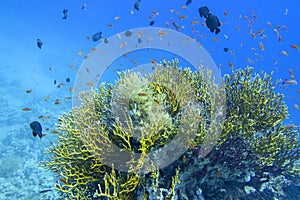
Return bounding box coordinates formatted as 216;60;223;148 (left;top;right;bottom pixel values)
0;0;299;199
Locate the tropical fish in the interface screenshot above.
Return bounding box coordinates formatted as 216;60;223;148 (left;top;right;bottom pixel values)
198;6;210;18
81;3;87;10
92;32;102;42
134;0;141;11
205;14;221;34
282;79;297;85
30;121;43;139
23;107;32;111
186;0;192;5
39;189;52;194
125;30;132;37
62;9;68;19
26;89;32;93
223;48;229;52
149;21;155;26
37;39;43;49
290;44;300;50
65;77;70;82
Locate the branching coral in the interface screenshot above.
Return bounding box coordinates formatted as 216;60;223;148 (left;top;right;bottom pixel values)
41;62;300;200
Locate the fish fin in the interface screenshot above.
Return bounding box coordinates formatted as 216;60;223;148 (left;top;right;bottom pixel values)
210;28;214;33
215;28;221;34
32;132;37;137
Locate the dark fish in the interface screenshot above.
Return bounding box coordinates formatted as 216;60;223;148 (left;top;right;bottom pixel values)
223;48;229;52
54;80;57;84
205;14;221;34
30;121;43;139
92;32;102;42
125;30;132;37
186;0;192;5
62;9;68;19
65;77;70;82
198;6;210;18
37;39;43;49
39;189;52;194
134;0;141;11
103;38;109;44
149;21;155;26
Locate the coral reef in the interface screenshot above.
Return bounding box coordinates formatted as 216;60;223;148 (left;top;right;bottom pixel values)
41;61;300;199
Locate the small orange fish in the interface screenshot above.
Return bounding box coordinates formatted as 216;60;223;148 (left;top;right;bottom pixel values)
213;37;219;42
138;92;148;96
152;9;159;16
228;61;234;69
297;89;300;94
223;10;228;16
195;116;202;120
86;36;91;40
150;59;157;65
278;35;282;43
282;25;287;32
26;89;32;93
153;99;160;105
259;42;265;50
84;55;89;59
179;15;187;20
267;21;272;27
69;87;75;92
108;24;113;27
78;51;84;56
60;177;68;184
217;169;221;178
87;82;95;86
290;44;300;50
158;30;168;36
51;130;60;134
289;69;295;80
22;107;32;111
120;42;127;48
295;104;299;110
54;100;61;105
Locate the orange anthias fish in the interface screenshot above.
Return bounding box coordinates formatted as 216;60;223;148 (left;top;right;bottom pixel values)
290;44;300;50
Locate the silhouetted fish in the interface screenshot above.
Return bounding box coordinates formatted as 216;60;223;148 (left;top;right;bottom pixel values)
198;6;210;18
37;39;43;49
186;0;192;5
62;9;68;19
66;77;70;82
92;32;102;42
205;14;221;34
134;0;141;11
149;21;155;26
30;121;43;139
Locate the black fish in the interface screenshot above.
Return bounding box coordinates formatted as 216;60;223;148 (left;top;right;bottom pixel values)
30;121;43;139
39;189;52;193
223;48;229;52
37;39;43;49
62;9;68;19
66;77;70;82
54;80;57;84
134;0;141;11
149;21;155;26
103;38;109;44
205;14;221;34
125;30;132;37
198;6;210;18
92;32;102;42
186;0;192;5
